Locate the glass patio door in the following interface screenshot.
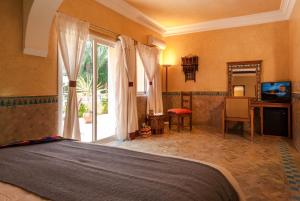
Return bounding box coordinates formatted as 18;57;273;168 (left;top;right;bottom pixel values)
59;36;115;142
95;43;115;141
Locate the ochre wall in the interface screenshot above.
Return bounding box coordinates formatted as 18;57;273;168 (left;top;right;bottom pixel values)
0;0;57;97
290;0;300;93
58;0;161;44
162;21;290;92
0;0;161;97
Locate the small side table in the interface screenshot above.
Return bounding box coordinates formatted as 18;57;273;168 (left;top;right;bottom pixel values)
147;114;167;134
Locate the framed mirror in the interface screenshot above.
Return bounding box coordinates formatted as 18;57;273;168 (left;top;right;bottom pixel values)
227;60;262;99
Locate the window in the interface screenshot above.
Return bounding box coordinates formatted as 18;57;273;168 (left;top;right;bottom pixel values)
136;52;148;95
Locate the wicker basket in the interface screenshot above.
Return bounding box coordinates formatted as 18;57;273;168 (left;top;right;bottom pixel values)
139;126;151;138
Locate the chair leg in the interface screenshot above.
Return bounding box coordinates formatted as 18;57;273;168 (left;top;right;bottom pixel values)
223;121;226;138
177;116;180;132
226;122;229;133
250;109;254;142
241;122;244;134
189;114;192;131
169;115;171;129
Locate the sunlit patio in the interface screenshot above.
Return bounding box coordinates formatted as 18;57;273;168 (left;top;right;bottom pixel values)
80;114;115;142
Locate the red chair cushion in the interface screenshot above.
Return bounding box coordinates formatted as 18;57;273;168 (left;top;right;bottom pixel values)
168;108;192;114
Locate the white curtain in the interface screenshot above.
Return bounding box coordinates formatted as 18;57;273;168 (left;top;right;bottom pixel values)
56;13;89;140
114;36;139;140
137;43;163;114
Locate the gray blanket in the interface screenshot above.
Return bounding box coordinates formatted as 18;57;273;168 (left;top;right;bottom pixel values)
0;140;239;201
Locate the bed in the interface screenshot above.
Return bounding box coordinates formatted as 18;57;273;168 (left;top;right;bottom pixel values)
0;139;245;201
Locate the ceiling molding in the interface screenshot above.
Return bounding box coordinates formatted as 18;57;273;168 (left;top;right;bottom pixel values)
97;0;296;37
95;0;165;34
280;0;297;19
164;0;296;36
164;10;285;36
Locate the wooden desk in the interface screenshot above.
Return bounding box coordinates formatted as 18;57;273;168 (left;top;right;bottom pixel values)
250;101;291;137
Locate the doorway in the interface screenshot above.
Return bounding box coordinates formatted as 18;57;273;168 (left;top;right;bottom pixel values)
58;36;116;142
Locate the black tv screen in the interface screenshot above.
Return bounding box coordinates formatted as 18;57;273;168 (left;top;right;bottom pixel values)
261;81;291;102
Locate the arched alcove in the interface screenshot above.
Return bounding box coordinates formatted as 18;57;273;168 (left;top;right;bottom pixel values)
23;0;63;57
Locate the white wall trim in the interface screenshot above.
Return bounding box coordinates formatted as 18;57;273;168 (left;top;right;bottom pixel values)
95;0;165;34
164;0;296;36
96;0;296;37
23;48;48;57
280;0;297;20
164;10;285;36
23;0;63;58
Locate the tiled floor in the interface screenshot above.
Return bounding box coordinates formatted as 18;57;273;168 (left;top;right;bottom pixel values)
102;126;300;201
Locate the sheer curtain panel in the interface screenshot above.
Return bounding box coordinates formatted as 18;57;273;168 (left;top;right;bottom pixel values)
137;43;163;114
114;36;139;140
56;13;89;140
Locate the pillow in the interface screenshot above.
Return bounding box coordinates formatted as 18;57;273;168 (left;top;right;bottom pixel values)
0;135;64;148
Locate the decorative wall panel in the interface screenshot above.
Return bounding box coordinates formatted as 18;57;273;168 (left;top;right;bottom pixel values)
0;96;58;145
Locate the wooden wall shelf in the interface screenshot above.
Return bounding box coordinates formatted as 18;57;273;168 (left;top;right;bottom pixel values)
181;56;199;82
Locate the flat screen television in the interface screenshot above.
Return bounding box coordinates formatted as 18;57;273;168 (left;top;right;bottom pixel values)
261;81;291;102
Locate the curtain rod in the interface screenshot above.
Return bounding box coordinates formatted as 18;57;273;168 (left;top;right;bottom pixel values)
57;12;152;47
89;21;153;47
90;23;150;46
89;24;119;40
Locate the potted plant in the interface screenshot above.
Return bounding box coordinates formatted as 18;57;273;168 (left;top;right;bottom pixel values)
83;110;92;123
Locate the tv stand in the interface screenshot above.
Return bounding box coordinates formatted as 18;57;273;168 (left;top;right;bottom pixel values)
250;101;291;137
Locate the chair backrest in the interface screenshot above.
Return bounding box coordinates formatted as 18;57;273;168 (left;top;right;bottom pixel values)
224;96;250;119
181;92;192;109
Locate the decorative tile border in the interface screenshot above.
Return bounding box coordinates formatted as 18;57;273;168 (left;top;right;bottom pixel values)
162;92;181;96
279;141;300;200
164;92;300;98
0;96;58;107
162;91;228;96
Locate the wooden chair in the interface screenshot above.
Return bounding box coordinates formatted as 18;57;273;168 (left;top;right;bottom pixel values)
222;96;254;141
168;92;192;132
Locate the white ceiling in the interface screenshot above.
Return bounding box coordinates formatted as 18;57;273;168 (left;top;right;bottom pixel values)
125;0;282;27
96;0;296;36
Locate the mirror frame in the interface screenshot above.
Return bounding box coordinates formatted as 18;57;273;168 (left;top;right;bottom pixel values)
227;60;262;100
